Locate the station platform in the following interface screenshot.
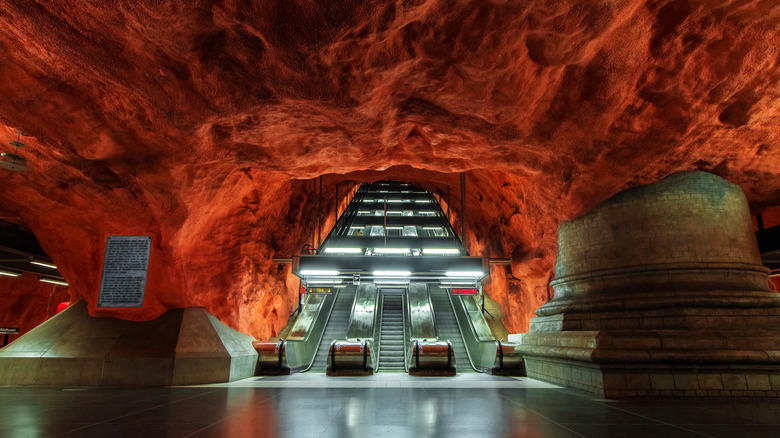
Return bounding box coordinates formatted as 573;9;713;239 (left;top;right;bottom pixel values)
1;374;778;437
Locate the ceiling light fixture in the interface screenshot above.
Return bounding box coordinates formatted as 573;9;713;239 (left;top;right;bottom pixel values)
445;271;484;277
300;270;339;276
374;279;410;285
1;132;29;172
372;248;410;254
422;248;460;255
30;260;58;269
373;270;411;277
322;248;363;254
40;278;68;286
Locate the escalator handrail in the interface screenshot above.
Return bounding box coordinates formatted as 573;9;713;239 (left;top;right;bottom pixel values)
370;290;383;372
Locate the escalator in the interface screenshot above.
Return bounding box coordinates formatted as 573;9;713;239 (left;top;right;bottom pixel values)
378;294;405;372
309;286;357;372
429;286;476;373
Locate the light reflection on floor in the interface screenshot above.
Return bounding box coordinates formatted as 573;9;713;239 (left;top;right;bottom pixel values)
0;374;778;437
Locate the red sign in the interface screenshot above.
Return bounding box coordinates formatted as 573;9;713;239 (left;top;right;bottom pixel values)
450;288;477;295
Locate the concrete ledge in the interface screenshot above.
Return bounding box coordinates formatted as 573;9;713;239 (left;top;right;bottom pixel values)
524;354;780;398
0;301;258;386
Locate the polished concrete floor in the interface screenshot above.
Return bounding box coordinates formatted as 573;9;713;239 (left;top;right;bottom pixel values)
1;373;779;437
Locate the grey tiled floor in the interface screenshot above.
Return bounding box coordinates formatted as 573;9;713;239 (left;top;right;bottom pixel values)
1;374;778;437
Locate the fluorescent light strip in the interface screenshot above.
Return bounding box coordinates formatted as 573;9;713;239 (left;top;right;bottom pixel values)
307;280;343;286
445;271;484;277
31;260;58;269
0;270;20;277
415;200;431;203
373;270;411;276
423;248;460;255
372;248;410;254
439;281;477;285
387;199;402;203
40;278;68;286
375;279;410;285
385;226;403;230
323;248;363;254
418;211;435;214
349;226;365;229
422;227;442;230
300;270;339;276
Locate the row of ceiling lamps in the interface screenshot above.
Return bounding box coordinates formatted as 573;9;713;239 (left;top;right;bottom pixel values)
322;248;461;254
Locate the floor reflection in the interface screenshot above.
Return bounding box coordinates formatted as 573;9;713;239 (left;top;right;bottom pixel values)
0;379;778;437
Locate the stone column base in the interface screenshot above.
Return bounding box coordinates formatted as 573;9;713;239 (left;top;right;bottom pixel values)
521;327;780;398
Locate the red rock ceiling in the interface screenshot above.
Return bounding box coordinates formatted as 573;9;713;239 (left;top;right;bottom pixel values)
0;1;778;339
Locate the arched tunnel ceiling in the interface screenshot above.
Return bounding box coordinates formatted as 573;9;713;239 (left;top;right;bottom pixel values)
0;1;778;339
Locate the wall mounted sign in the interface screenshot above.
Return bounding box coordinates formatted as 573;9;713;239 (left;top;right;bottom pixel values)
450;288;478;295
97;236;151;307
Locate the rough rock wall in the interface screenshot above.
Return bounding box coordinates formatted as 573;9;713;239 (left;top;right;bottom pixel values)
0;1;779;338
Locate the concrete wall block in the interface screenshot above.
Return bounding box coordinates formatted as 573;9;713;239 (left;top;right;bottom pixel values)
650;373;675;390
603;373;627;390
746;374;772;391
697;374;724;390
102;357;174;386
0;357;40;385
172;356;231;386
229;354;259;382
721;374;748;390
770;375;780;391
660;335;726;350
673;374;699;390
35;357;104;386
625;373;651;390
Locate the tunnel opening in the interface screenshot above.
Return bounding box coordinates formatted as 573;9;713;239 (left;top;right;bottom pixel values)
258;180;522;376
0;220;70;343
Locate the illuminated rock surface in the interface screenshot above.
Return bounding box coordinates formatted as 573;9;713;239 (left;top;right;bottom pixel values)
0;1;778;339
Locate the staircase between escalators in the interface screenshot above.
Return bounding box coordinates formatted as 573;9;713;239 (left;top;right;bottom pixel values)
378;295;405;372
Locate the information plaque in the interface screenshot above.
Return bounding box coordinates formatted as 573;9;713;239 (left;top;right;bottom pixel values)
97;236;151;307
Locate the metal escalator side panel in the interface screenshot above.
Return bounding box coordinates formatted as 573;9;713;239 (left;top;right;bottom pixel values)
283;291;337;371
402;293;410;372
371;287;383;372
346;283;378;340
407;282;436;341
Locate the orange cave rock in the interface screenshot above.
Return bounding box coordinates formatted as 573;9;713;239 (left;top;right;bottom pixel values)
0;1;778;340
